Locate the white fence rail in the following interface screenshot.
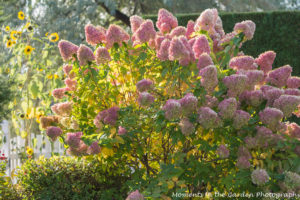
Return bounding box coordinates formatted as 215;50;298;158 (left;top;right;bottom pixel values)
1;120;65;175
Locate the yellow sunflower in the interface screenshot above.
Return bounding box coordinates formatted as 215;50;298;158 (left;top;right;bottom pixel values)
6;40;13;48
5;26;10;32
26;147;33;156
18;11;25;20
48;32;59;42
24;45;34;55
45;32;49;37
25;22;33;31
10;30;17;40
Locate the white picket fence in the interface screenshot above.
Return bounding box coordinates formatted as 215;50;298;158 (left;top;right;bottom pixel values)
1;120;65;175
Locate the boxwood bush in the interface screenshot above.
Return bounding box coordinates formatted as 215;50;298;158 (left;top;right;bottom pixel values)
16;156;131;200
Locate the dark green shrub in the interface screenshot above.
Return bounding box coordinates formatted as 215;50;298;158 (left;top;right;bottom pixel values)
0;160;22;200
16;156;131;200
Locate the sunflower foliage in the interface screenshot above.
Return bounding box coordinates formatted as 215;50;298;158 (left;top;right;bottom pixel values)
1;10;64;154
42;8;300;199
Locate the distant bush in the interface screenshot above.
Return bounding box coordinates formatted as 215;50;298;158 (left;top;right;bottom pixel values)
16;156;131;200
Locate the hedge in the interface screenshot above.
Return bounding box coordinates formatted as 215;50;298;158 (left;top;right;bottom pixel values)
145;11;300;75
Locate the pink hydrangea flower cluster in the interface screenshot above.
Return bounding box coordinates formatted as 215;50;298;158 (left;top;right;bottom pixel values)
87;141;101;155
77;44;95;66
216;144;229;159
58;40;79;61
156;9;178;33
179;118;195;136
234;20;256;40
94;106;120;126
179;93;198;115
105;24;130;49
136;79;153;92
218;98;237;120
251;169;270;186
199;65;218;93
138;92;155;107
51;102;72;116
126;190;144;200
163;99;182;121
95;47;111;65
85;24;106;46
118;126;127;135
46;126;63;141
255;51;276;74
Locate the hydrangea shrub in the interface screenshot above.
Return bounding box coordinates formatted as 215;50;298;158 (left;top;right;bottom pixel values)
41;8;300;198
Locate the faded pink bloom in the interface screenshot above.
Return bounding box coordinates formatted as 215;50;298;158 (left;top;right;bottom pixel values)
229;56;255;71
118;126;127;135
63;64;75;79
179;93;198;115
197;53;213;70
95;106;120;126
259;107;283;131
234;20;256;40
87;141;101;155
46;126;62;142
65;78;77;91
179;118;195;136
168;37;189;61
105;24;130;49
186;20;195;39
217;144;229;158
243;90;263;107
223;74;248;97
255;51;276;74
233;110;250;129
267;65;292;88
95;47;111;65
126;190;144;200
285;88;300;96
52;88;67;99
51;102;72;116
198;107;222;129
264;88;284;106
170;26;187;38
163;99;182;120
77;44;95;66
287;77;300;89
136;79;153;92
256;126;279;148
85;24;106;46
156;8;178;33
157;39;170;61
243;70;264;90
199;65;218;93
194;8;218;32
218;98;237;120
135;20;156;43
67;140;88;156
65;132;82;148
251;169;269;186
236;156;250;169
138;92;155;106
203;95;219;108
286;123;300;140
130;15;144;33
273;95;300;117
192;35;210;59
58;40;79;61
